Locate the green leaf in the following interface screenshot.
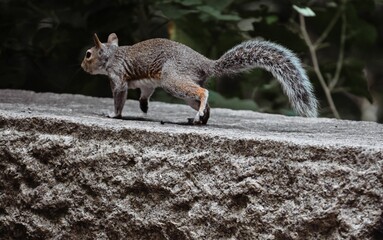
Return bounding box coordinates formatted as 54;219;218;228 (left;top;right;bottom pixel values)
204;0;235;11
174;0;202;6
237;18;257;31
326;2;338;8
292;5;316;17
158;5;195;19
169;21;209;54
265;15;278;25
196;5;240;21
346;4;377;46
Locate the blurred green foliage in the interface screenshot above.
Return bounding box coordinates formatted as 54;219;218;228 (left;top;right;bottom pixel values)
1;0;382;121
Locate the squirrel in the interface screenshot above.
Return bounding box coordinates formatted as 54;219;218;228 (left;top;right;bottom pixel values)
81;33;318;124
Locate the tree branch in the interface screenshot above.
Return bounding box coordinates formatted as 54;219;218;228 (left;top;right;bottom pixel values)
299;14;341;119
329;12;347;90
313;8;342;49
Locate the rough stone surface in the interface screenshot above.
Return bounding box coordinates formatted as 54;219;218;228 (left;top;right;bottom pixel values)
0;89;382;240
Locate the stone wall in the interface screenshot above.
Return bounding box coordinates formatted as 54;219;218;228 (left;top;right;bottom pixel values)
1;90;382;239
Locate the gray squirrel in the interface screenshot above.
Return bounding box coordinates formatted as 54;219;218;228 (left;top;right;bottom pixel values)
81;33;318;124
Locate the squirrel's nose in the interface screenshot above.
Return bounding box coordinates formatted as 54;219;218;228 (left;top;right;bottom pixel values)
81;62;86;71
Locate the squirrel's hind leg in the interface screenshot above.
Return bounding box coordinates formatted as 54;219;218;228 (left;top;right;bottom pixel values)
139;87;155;113
160;74;209;124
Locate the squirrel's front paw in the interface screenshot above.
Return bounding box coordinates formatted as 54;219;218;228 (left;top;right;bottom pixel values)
139;99;149;113
106;112;122;119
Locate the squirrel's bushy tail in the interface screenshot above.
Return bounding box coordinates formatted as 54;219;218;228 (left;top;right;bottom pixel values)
214;40;318;117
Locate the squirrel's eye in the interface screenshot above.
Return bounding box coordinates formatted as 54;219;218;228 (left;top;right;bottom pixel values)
86;51;91;59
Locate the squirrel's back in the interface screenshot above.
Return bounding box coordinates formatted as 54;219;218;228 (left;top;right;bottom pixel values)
114;39;215;84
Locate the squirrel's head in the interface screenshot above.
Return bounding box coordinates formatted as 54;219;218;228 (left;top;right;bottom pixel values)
81;33;119;75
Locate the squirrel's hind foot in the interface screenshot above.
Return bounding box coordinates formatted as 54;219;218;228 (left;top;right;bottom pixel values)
189;104;210;125
187;118;206;125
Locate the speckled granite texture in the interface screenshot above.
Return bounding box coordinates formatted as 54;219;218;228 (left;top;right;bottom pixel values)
0;89;382;239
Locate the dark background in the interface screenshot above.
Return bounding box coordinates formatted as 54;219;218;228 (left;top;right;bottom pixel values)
1;0;382;121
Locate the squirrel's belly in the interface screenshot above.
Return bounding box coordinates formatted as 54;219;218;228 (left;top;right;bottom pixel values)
128;79;160;89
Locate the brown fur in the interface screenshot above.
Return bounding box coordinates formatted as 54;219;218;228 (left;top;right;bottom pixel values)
81;33;318;124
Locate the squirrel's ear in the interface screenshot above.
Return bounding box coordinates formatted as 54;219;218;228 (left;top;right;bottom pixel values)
93;33;102;49
107;33;118;46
